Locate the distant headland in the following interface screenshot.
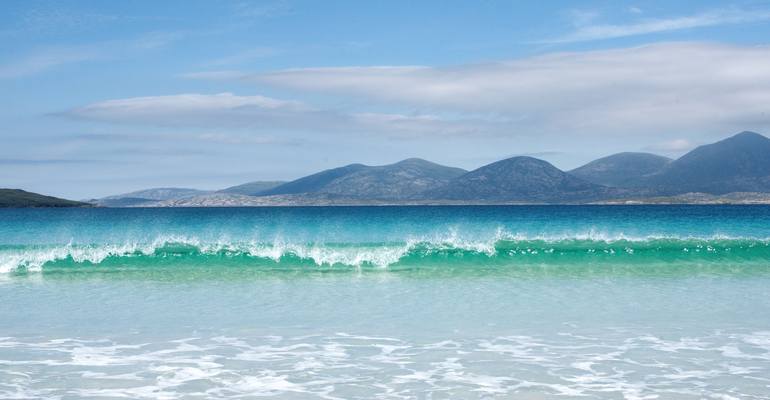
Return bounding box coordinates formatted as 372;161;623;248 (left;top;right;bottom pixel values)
0;189;91;208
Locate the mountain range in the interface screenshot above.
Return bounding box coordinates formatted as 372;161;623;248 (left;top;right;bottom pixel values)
95;130;770;206
262;158;467;199
6;131;770;207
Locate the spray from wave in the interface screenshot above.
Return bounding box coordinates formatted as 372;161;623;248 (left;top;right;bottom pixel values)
3;231;770;273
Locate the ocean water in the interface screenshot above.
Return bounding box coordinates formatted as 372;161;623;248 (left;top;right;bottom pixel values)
1;205;770;399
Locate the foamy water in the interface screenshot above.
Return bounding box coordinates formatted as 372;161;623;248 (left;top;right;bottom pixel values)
2;330;770;399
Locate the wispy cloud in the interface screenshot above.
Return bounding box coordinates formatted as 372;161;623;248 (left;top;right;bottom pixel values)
546;8;770;43
63;92;496;138
131;30;190;49
196;132;300;146
0;47;97;78
0;8;118;37
0;29;191;79
567;9;601;28
0;3;175;38
32;131;293;148
207;47;278;66
66;92;304;121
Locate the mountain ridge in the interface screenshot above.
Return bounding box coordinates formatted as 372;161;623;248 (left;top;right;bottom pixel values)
425;156;613;202
645;131;770;194
218;181;286;196
88;131;770;206
262;158;467;200
569;152;672;187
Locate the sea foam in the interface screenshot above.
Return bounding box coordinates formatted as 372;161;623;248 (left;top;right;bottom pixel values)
2;231;770;273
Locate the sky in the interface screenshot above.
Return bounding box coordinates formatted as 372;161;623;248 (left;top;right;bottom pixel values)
3;0;770;199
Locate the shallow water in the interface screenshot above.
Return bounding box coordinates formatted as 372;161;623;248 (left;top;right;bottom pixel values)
1;206;770;398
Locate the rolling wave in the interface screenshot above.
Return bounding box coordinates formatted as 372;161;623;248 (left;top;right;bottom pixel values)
3;234;770;273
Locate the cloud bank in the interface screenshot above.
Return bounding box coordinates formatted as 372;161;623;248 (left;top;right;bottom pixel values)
250;42;770;135
75;43;770;142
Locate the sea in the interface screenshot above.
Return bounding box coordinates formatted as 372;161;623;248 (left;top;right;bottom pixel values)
1;205;770;399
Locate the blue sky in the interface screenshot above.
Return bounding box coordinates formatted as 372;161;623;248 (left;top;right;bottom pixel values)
3;0;770;198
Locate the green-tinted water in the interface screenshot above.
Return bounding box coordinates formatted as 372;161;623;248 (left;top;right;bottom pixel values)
1;206;770;398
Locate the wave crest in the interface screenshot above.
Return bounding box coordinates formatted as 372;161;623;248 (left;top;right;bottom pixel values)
2;234;770;273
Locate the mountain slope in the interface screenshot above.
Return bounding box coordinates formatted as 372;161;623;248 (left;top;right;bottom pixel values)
262;159;467;199
101;188;210;201
0;189;90;208
318;158;467;199
261;164;368;196
649;131;770;194
95;187;210;206
425;156;609;202
219;181;286;196
94;197;159;207
570;152;672;187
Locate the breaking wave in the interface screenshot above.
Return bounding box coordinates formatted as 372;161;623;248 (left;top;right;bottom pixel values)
3;233;770;273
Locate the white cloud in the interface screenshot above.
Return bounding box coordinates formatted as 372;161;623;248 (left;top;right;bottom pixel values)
250;42;770;136
548;8;770;43
71;42;770;145
67;93;304;124
76;92;299;113
64;92;493;137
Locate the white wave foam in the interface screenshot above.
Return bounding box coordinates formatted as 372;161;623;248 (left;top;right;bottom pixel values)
0;234;467;272
2;231;768;273
1;330;768;399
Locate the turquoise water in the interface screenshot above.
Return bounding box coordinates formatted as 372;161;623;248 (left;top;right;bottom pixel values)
1;206;770;398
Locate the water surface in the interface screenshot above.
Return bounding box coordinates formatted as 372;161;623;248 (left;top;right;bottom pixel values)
1;206;769;399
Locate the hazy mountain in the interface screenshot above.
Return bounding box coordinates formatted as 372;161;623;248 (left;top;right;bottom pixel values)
648;131;770;194
569;152;672;187
94;197;159;207
262;159;467;199
87;131;770;206
0;189;89;208
95;187;210;206
425;156;610;202
218;181;286;196
101;187;210;201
